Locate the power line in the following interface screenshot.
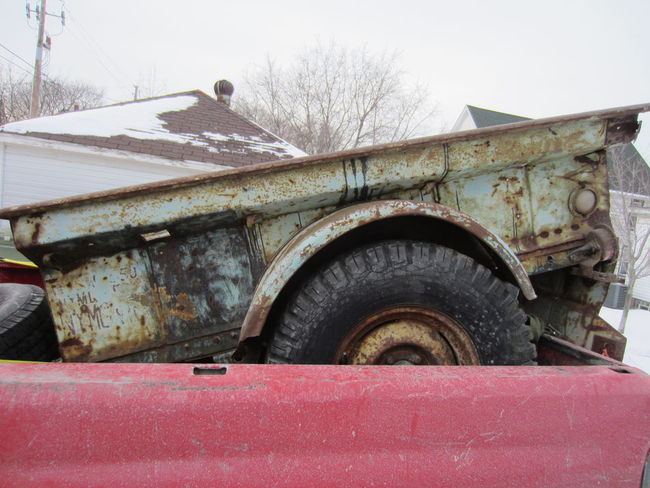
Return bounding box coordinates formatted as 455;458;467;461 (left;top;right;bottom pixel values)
0;53;60;84
63;26;127;87
0;45;87;88
0;43;34;70
0;54;33;77
61;6;131;86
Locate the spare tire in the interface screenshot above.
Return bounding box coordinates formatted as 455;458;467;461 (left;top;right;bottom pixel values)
267;240;536;366
0;283;59;361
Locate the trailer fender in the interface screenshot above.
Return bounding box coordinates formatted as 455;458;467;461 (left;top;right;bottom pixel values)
238;200;536;345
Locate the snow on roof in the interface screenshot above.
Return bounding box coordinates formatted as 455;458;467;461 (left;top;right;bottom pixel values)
0;91;307;167
3;96;200;143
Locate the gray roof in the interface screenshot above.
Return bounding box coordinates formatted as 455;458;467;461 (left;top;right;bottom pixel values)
466;105;531;128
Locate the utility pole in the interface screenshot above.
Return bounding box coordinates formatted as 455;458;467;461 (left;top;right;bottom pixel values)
30;0;47;118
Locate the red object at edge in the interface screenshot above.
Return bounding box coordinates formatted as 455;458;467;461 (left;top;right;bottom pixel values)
0;362;648;487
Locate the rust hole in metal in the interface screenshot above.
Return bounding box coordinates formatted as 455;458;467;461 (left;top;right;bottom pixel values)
193;366;228;376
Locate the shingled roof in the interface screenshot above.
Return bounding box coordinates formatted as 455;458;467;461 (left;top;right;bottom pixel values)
0;90;306;168
465;105;531;128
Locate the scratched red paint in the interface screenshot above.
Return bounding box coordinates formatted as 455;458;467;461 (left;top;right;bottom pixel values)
0;362;648;487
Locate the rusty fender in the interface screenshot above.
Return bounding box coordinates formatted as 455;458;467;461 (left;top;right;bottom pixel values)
238;200;536;344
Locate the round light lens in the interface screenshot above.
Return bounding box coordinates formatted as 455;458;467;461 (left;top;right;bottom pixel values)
573;189;597;215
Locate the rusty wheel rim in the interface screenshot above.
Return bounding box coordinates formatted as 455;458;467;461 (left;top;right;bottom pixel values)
334;306;480;365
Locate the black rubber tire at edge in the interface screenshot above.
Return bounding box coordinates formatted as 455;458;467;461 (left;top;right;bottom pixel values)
0;283;59;361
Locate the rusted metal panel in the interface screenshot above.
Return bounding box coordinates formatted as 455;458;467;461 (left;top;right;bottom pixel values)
148;228;255;341
238;200;536;344
43;249;164;362
1;115;622;253
0;105;647;362
524;260;627;361
1;103;646;220
437;149;611;274
44;228;256;362
111;329;240;363
536;334;627;366
1;362;649;487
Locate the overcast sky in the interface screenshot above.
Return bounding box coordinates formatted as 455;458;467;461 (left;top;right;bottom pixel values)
1;0;649;158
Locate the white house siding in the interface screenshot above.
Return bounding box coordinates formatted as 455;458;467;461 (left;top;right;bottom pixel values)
609;190;650;304
0;140;219;260
633;276;650;302
450;107;476;132
1;144;204;208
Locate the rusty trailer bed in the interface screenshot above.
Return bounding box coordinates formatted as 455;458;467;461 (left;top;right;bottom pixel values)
0;104;648;362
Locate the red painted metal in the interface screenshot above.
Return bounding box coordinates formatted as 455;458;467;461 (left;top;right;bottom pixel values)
0;260;44;288
1;363;648;487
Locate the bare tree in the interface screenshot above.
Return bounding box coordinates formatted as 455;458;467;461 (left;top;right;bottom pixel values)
236;44;439;154
0;67;104;125
608;144;650;333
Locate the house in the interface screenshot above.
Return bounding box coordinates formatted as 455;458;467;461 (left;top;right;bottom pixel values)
451;104;650;310
450;105;531;132
607;143;650;310
0;86;306;259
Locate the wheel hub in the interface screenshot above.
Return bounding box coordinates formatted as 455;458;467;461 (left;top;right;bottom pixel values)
335;306;480;365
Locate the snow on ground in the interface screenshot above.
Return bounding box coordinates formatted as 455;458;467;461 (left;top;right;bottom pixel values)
599;307;650;373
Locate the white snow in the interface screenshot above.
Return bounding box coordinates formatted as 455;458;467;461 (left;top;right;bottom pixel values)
1;96;307;159
203;132;307;158
1;96;201;145
599;307;650;373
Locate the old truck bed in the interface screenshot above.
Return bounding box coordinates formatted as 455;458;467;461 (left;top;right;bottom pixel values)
1;104;648;363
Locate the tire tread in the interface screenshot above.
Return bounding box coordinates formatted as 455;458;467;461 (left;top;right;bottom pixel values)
267;241;536;366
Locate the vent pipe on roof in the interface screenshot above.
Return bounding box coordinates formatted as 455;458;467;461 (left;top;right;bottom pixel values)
214;80;234;106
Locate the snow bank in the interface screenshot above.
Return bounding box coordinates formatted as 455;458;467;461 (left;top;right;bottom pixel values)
599;307;650;373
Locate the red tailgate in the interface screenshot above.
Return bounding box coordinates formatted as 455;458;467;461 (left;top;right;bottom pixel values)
1;363;648;487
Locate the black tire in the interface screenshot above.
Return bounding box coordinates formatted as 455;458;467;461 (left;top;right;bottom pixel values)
0;283;59;361
267;240;536;366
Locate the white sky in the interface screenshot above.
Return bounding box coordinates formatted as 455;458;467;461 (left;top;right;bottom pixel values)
1;0;649;159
